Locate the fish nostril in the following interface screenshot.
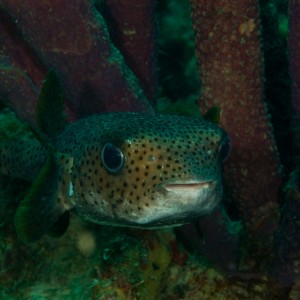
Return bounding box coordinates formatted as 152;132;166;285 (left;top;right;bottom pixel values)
148;155;155;161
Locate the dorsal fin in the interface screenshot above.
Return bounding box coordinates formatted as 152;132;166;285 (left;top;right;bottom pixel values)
37;68;68;138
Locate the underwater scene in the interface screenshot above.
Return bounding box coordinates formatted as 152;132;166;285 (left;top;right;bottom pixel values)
0;0;299;299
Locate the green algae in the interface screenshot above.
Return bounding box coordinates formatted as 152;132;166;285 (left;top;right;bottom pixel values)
0;109;32;142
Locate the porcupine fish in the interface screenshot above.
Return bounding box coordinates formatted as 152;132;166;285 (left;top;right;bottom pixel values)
0;70;230;243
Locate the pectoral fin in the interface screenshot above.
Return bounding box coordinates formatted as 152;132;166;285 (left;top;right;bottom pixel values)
14;155;68;243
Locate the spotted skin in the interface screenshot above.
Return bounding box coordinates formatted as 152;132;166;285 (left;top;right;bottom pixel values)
1;112;228;228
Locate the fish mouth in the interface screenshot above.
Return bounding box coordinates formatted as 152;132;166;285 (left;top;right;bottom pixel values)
164;181;214;192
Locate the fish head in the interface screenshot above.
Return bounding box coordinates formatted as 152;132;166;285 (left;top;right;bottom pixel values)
68;113;230;227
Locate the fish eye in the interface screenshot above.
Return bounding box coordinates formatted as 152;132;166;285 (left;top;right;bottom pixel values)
101;143;124;174
219;136;231;162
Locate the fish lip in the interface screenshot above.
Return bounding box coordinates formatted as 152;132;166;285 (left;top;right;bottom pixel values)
164;180;214;192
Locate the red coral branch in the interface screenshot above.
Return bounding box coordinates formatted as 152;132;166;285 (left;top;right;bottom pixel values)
0;0;153;124
104;0;157;103
189;0;282;240
0;67;39;123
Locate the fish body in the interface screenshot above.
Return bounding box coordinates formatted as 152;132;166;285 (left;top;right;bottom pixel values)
0;69;230;243
57;112;227;227
1;112;229;238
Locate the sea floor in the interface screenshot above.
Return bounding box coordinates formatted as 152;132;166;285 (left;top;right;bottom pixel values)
0;175;291;300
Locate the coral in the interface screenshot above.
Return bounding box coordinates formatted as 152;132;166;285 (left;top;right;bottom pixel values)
103;0;157;102
0;0;153;127
0;67;40;127
189;0;282;263
160;261;276;300
176;208;241;273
